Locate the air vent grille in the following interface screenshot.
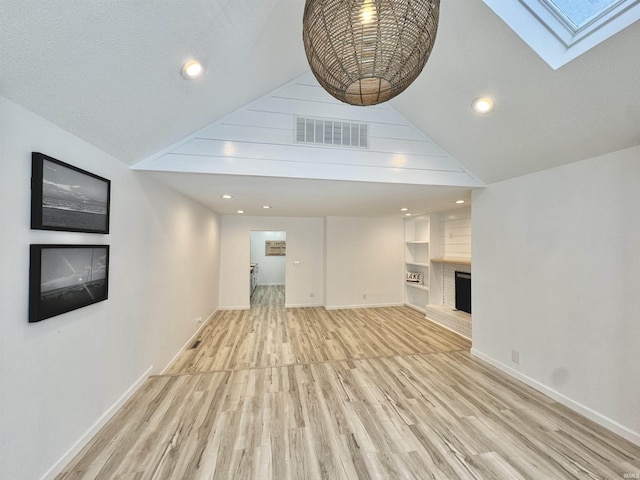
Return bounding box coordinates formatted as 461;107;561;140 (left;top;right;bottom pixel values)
296;117;368;148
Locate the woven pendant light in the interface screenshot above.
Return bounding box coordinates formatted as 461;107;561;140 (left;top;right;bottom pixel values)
303;0;440;106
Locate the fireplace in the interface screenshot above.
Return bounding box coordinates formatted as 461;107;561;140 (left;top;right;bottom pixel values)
455;271;471;314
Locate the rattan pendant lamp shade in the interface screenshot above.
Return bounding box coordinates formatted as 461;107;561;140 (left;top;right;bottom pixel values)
303;0;440;106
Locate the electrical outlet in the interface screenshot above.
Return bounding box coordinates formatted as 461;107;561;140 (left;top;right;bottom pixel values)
309;292;315;298
362;293;367;299
196;317;203;325
511;349;520;365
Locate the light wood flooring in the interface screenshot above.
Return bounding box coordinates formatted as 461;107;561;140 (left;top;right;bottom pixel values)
57;286;640;479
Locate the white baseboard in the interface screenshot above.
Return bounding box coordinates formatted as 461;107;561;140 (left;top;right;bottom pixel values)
285;302;323;308
258;283;285;286
218;305;251;311
39;365;153;480
405;303;426;314
160;308;218;375
471;348;640;447
325;302;403;310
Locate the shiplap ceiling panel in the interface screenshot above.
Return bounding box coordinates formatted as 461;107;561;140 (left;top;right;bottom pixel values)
135;72;483;188
204;112;437;144
171;140;453;168
194;126;294;146
248;96;399;125
216;111;295;131
191;124;446;157
368;123;435;143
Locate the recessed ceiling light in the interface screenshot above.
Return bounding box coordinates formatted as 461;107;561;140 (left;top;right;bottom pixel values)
456;200;465;204
471;97;494;114
181;60;203;80
405;213;412;217
400;207;408;211
262;205;271;209
221;194;233;199
237;210;244;214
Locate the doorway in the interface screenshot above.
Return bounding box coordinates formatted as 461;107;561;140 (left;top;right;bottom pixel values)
249;231;286;308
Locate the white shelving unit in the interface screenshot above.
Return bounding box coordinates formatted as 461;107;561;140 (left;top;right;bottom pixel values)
404;216;430;313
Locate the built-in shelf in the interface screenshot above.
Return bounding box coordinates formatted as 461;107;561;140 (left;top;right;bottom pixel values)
405;216;431;312
431;258;471;266
405;282;429;291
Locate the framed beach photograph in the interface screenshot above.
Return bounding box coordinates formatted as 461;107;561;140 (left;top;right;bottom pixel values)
29;245;110;323
31;152;111;233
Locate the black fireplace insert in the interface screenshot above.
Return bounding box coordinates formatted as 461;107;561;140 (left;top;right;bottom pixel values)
455;271;471;314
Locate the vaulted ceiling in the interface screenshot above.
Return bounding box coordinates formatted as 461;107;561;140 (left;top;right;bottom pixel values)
2;1;639;216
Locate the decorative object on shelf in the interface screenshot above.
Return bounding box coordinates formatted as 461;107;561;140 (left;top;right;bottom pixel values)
31;152;111;234
265;240;286;256
406;271;423;284
303;0;440;106
29;244;109;323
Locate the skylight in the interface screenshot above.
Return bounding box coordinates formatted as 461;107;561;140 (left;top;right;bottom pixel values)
547;0;624;29
483;0;640;69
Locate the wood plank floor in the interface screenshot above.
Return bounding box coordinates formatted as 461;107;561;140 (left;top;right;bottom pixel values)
167;286;470;375
57;286;640;479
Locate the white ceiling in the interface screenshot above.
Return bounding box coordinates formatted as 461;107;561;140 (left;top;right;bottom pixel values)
2;0;639;217
146;172;472;217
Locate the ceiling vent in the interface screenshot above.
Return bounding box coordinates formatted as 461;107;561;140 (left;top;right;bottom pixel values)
296;116;368;148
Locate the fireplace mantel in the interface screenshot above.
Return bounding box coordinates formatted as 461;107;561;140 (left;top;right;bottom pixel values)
431;258;471;266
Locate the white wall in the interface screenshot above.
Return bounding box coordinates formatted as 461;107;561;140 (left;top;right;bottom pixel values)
250;231;286;285
0;96;222;480
325;217;404;308
220;216;324;308
439;206;471;259
472;145;640;445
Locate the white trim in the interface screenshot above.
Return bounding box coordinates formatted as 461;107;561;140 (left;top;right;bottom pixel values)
285;302;324;308
324;302;403;310
160;308;218;375
38;365;153;480
471;348;640;447
218;306;250;311
257;283;286;286
405;303;426;314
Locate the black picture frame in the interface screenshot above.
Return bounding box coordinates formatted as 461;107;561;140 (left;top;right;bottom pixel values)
29;244;110;323
31;152;111;234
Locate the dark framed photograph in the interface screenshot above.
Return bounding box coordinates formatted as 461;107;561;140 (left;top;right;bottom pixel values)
31;152;111;233
29;245;110;323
